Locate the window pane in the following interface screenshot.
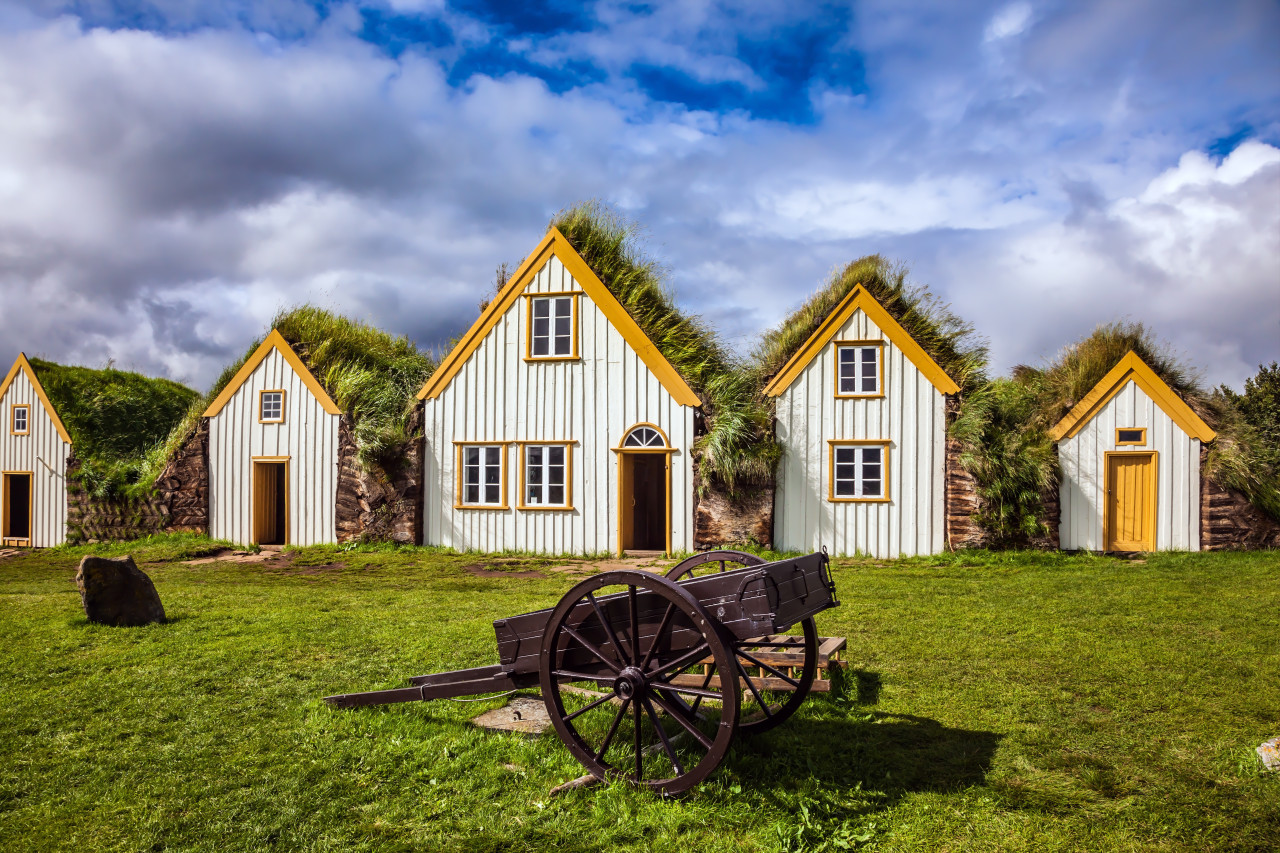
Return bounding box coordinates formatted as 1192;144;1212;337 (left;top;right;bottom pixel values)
549;446;564;465
533;299;548;318
527;464;542;485
554;316;571;336
549;486;565;505
840;377;857;393
862;481;881;497
554;335;571;355
862;464;881;480
862;348;876;363
465;485;479;503
835;480;855;497
533;337;548;356
485;447;500;465
1118;429;1143;443
835;448;855;464
528;446;543;465
485;485;499;503
465;447;479;466
835;464;856;480
533;317;549;338
841;348;857;363
527;487;541;504
555;297;572;318
863;448;881;464
861;377;876;392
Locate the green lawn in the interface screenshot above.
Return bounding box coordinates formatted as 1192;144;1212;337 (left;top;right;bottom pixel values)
1;537;1277;851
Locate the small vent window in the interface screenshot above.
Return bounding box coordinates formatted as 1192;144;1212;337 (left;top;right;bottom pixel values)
1116;428;1146;446
623;426;666;447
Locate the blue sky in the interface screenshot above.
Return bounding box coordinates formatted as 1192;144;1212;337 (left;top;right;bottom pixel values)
0;0;1276;390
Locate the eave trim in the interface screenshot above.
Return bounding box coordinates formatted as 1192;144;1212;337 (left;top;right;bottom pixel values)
203;329;341;417
417;226;701;407
1048;351;1216;442
0;354;72;444
762;285;961;397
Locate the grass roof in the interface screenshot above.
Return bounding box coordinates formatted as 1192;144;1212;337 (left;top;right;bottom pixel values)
138;306;436;498
29;358;200;500
552;202;779;492
751;255;989;397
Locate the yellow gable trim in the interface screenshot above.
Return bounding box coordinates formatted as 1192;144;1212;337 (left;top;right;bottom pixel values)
0;354;72;444
762;285;960;397
1049;351;1216;442
203;329;341;417
417;227;701;407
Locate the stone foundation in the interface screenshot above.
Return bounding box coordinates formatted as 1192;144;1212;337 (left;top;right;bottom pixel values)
1200;447;1280;550
153;419;208;532
945;436;987;550
335;411;422;545
66;459;170;545
692;468;774;551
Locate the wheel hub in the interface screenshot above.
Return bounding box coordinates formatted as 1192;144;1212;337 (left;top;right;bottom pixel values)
613;666;646;700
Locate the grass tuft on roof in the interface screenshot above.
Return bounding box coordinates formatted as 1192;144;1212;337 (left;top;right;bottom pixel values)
140;307;436;496
29;358;200;500
552;201;780;493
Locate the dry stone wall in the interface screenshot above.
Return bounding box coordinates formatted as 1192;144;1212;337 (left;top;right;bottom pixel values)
66;458;170;544
692;466;774;551
1200;446;1280;550
335;411;423;545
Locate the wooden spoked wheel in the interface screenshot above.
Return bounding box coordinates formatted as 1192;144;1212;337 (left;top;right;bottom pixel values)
539;570;741;795
665;550;820;736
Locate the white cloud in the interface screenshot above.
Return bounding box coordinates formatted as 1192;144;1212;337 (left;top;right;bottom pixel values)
984;2;1033;42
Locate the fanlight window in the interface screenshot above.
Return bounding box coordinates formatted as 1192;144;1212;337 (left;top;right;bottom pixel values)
623;426;666;448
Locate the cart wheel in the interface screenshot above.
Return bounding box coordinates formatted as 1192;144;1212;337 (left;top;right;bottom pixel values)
666;553;818;736
539;570;741;795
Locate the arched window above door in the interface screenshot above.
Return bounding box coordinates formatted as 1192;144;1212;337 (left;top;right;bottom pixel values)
622;424;667;448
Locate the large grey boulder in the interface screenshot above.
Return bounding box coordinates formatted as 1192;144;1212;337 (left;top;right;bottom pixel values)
75;555;166;627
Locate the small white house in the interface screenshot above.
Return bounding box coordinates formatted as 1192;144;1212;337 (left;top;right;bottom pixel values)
1051;351;1215;552
764;286;960;558
0;354;71;547
417;226;702;556
203;330;342;546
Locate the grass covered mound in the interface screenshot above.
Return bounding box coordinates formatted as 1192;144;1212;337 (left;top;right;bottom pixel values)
954;322;1280;545
28;358;199;500
552;202;779;493
751;255;989;397
140;306;436;495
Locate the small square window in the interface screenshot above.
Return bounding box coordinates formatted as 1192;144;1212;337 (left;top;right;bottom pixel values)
1116;428;1146;446
11;405;29;435
259;391;284;423
528;295;576;359
836;344;882;396
458;444;507;508
522;444;571;509
830;443;888;500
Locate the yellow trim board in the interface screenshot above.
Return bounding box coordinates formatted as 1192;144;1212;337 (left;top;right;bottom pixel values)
204;330;340;417
762;286;960;398
418;227;701;407
1049;351;1216;442
0;354;73;444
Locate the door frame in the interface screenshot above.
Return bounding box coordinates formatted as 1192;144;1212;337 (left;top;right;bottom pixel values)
2;470;33;547
1103;451;1158;552
250;456;290;546
612;424;675;557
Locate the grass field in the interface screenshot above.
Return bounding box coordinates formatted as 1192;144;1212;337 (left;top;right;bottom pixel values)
1;537;1277;852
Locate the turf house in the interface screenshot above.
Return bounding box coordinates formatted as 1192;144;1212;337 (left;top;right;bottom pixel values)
757;258;986;558
0;353;199;546
152;308;436;547
418;204;777;555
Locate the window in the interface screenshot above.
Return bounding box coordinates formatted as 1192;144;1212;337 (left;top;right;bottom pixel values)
527;294;577;359
1116;428;1146;446
457;444;507;508
259;390;285;423
829;442;889;501
623;426;666;448
11;405;28;435
521;443;572;509
835;344;882;396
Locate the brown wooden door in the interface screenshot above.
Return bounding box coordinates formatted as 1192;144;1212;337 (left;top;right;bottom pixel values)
1106;453;1156;551
253;462;287;545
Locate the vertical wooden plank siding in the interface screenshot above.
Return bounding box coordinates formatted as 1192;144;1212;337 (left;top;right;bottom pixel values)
207;348;339;546
773;308;947;558
0;372;69;546
1058;380;1200;551
422;254;696;555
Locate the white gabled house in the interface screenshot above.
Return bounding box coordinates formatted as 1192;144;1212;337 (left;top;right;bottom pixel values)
417;227;703;556
0;355;71;547
763;286;960;558
203;330;342;546
1051;351;1216;552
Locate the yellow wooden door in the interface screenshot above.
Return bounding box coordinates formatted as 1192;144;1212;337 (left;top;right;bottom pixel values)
1106;453;1155;551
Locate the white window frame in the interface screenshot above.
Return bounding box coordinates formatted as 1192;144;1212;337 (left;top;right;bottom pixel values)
10;405;29;435
258;390;285;424
829;441;890;502
526;294;578;360
519;443;573;510
834;342;883;397
455;443;509;509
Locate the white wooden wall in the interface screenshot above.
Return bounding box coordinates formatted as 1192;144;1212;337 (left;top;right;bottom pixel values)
422;253;696;555
207;348;339;546
1058;380;1200;551
773;309;947;557
0;372;69;547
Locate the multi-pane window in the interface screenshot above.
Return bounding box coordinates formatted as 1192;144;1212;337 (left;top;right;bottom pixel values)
523;444;568;507
461;445;505;506
529;296;575;358
831;444;887;500
11;405;28;434
259;391;284;423
836;345;881;396
623;426;665;447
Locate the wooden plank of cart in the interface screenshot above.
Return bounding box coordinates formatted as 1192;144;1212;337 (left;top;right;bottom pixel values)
325;549;841;795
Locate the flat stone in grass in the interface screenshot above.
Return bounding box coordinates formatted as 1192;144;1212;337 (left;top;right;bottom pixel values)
75;555;166;627
471;695;551;735
1259;737;1280;771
